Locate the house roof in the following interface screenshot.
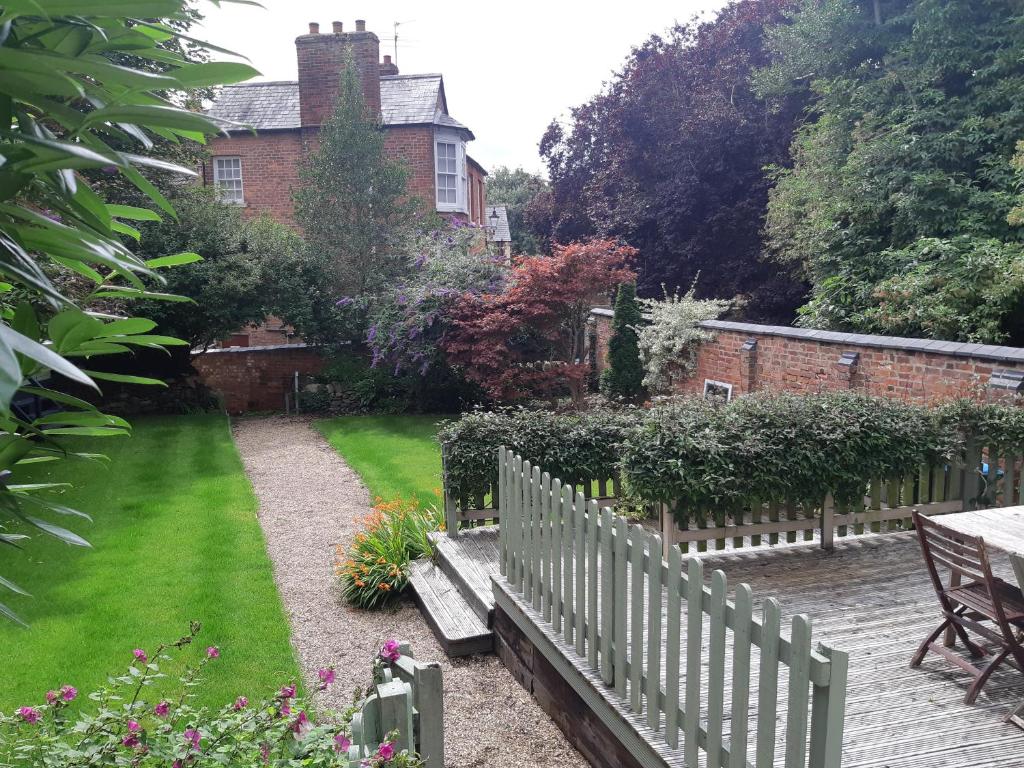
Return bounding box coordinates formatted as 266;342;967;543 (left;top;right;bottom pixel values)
208;74;473;138
485;205;511;242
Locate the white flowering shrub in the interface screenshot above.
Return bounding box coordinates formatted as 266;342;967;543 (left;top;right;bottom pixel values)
636;286;730;393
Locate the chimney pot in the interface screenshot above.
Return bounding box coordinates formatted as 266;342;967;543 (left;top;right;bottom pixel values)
332;21;343;34
355;19;366;32
308;22;319;34
383;54;392;64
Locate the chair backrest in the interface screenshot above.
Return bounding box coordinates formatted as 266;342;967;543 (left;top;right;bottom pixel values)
912;511;1008;623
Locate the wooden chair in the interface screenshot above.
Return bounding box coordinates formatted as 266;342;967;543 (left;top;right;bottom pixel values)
911;510;1024;704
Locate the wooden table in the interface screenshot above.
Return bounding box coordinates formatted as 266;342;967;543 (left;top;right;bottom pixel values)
937;506;1024;728
938;506;1024;588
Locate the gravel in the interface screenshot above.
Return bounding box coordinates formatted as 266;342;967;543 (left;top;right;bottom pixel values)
232;415;588;768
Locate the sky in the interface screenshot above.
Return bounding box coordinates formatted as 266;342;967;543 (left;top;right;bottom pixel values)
197;0;729;175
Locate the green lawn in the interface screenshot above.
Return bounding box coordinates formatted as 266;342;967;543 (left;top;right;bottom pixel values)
0;414;298;712
314;415;444;505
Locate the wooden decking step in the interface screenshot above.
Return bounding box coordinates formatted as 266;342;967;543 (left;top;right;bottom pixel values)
429;526;500;626
409;558;493;657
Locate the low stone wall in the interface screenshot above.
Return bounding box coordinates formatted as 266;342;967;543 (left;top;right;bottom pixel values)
192;343;323;413
591;309;1024;403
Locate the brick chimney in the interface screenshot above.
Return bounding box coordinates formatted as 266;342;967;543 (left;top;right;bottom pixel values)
295;20;381;127
379;54;399;76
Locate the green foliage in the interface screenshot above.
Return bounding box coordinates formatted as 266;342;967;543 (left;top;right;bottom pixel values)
600;283;645;400
636;284;730;394
438;407;638;503
761;0;1024;342
136;187;307;350
484;166;549;255
293;52;417;311
0;0;258;623
0;623;422;767
338;497;443;610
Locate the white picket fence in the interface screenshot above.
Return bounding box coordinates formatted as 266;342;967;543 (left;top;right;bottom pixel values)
498;447;850;768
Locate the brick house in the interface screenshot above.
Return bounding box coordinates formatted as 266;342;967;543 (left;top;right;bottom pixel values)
203;19;487;227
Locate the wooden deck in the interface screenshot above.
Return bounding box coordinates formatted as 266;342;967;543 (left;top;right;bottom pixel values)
452;527;1024;766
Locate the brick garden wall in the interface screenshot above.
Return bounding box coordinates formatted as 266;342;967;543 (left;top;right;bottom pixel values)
591;309;1024;404
192;344;323;413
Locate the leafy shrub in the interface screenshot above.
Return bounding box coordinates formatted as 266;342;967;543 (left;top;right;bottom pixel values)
636;284;730;393
337;497;444;610
438;406;638;502
600;283;646;400
0;623;423;767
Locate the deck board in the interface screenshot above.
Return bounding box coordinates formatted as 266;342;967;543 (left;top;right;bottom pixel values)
456;525;1024;766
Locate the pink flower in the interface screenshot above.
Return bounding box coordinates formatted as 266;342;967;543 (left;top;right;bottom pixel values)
206;646;219;659
291;710;311;739
122;734;139;748
379;639;401;663
259;743;270;763
45;690;58;704
17;706;40;724
334;733;351;753
279;684;296;699
173;762;183;768
132;649;147;664
127;720;141;732
377;741;395;761
317;667;335;689
233;696;248;710
154;701;170;717
60;685;77;702
184;728;201;750
279;701;291;717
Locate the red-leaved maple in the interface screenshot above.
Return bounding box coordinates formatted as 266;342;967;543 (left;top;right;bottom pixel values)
442;239;637;405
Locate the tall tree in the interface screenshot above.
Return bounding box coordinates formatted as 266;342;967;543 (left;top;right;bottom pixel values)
600;283;645;400
293;54;417;301
539;0;809;322
485;166;549;255
760;0;1024;342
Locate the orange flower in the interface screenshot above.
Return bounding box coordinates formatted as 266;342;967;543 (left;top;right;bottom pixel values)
378;583;392;591
355;579;366;587
377;556;386;564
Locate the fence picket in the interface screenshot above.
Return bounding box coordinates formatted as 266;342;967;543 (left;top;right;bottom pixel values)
520;460;532;595
551;478;563;632
769;500;780;546
599;506;614;685
562;484;574;645
587;499;600;671
730;584;753;768
646;532;663;732
574;491;586;657
532;465;543;611
755;598;781;768
784;615;813;768
540;471;551;618
629;525;644;714
498;447;507;575
665;544;682;749
613;516;628;696
683;557;704;767
707;570;728;768
751;499;762;547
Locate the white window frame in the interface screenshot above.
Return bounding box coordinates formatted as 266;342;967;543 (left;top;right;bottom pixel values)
213;156;244;205
434;128;467;214
703;379;733;402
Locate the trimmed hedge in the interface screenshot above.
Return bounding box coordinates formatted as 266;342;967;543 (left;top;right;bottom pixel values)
437;407;637;502
439;394;1024;514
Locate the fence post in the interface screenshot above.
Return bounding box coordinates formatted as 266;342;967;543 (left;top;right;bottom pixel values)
376;676;415;754
809;643;849;768
441;443;459;539
412;662;444;768
820;494;835;552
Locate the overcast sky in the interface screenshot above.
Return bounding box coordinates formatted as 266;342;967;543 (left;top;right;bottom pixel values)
197;0;728;175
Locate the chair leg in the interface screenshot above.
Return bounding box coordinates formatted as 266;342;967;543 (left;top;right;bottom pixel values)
964;645;1015;705
951;610;986;658
911;620;950;667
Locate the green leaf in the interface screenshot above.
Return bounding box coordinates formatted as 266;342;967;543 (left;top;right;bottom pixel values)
0;325;22;416
25;517;90;548
110;221;140;241
39;426;129;436
82;370;167;387
83;105;220;134
145;252;202;269
0;600;27;628
0;574;29;596
99;317;156;336
0;324;98;392
106;204;161;222
90;288;191;302
170;61;261;88
34;411;129;428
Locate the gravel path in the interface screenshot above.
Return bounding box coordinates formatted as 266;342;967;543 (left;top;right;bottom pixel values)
232;415;587;768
